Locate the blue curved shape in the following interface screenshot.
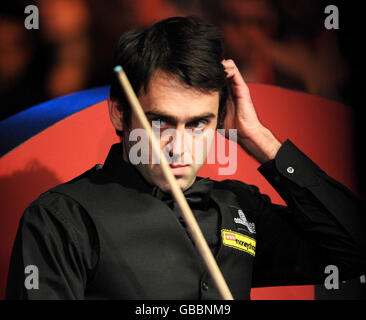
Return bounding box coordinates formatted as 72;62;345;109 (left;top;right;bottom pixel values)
0;86;110;158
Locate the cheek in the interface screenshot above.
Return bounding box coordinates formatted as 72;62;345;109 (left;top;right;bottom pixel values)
189;131;214;163
205;127;216;147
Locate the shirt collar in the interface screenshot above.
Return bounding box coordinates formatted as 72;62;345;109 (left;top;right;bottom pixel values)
151;177;214;210
102;142;214;205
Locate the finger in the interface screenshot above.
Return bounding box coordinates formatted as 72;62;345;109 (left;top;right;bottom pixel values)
222;60;234;74
222;60;250;100
222;60;247;84
222;59;238;69
222;64;237;80
224;67;236;78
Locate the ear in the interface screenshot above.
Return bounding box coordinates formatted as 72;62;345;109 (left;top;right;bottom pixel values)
108;96;123;132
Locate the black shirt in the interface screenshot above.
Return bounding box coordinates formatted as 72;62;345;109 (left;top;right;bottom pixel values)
6;140;366;299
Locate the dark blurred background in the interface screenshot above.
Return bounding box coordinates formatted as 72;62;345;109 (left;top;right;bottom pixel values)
0;0;364;299
0;0;360;119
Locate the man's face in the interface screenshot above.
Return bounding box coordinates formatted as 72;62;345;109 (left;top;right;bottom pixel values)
122;71;219;192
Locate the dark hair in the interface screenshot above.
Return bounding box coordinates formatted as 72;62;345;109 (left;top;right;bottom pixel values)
110;16;228;136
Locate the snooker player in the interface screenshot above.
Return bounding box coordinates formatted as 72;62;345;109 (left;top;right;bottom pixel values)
6;16;366;299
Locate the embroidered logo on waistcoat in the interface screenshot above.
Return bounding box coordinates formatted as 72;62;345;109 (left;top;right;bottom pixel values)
234;209;256;234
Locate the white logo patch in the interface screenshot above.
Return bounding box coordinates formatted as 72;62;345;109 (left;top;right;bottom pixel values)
234;209;256;234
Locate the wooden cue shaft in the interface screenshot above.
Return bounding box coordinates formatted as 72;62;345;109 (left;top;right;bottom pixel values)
114;66;234;300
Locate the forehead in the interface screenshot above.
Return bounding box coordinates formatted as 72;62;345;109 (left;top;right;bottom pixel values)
138;71;220;119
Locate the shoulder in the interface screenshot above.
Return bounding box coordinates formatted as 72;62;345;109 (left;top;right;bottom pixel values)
17;183;100;281
24;164;101;219
210;178;272;209
22;166;102;240
211;178;263;197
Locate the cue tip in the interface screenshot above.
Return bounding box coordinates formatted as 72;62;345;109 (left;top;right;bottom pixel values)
114;65;123;73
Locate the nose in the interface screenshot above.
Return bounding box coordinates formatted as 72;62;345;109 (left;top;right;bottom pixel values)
168;127;185;162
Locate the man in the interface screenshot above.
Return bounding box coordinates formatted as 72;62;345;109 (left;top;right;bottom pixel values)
6;16;366;300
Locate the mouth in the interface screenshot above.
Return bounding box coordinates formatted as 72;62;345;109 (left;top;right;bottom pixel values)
169;163;189;175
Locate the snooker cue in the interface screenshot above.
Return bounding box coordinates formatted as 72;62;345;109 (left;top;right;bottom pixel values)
114;66;234;300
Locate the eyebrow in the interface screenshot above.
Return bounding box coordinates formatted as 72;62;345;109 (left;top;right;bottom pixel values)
145;110;216;124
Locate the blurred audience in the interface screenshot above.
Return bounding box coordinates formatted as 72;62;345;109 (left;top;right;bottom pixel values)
210;0;278;84
87;0;184;90
265;0;349;101
0;2;47;120
36;0;92;98
210;0;349;101
0;0;352;121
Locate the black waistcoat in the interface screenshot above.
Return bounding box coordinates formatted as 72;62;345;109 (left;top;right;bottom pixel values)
50;144;257;300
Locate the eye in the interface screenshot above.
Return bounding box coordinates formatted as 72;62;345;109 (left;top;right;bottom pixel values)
151;119;167;129
187;120;206;130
